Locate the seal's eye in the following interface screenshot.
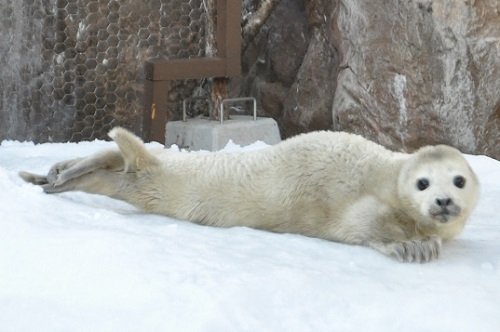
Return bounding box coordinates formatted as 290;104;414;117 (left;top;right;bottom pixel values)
416;178;430;191
453;175;466;189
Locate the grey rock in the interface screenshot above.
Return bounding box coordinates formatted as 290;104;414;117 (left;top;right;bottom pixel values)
332;0;500;157
241;0;337;137
242;0;500;159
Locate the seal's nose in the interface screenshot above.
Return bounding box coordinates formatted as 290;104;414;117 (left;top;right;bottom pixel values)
436;198;452;207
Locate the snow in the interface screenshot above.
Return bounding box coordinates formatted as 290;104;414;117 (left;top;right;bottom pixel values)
0;139;499;332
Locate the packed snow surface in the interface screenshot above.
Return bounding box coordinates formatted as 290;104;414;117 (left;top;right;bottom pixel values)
0;139;499;332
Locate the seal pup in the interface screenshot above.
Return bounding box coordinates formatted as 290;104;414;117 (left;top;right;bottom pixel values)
19;128;480;263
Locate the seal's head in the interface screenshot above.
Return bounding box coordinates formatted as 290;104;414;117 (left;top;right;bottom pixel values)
398;145;479;239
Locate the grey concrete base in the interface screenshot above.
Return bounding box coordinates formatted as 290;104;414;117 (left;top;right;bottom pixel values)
165;115;281;151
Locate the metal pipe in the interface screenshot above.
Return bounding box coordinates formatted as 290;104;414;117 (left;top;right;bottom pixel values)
219;97;257;124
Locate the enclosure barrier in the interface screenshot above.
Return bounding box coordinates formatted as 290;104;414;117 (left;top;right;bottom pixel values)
143;0;242;143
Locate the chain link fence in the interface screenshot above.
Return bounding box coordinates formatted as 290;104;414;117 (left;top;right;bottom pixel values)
0;0;213;142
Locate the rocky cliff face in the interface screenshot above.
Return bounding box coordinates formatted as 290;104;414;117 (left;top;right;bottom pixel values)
240;0;339;138
241;0;499;159
1;0;497;158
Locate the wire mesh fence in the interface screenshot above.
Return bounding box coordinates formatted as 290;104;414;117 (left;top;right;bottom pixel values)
0;0;214;142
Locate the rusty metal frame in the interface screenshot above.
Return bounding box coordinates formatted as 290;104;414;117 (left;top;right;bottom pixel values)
143;0;242;143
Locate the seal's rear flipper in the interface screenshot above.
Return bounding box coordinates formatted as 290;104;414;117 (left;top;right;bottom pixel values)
108;127;159;172
19;171;65;193
19;171;49;185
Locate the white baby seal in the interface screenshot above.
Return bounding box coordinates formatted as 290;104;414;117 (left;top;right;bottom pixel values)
20;128;480;263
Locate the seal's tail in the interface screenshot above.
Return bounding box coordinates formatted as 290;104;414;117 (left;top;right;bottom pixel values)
108;127;159;172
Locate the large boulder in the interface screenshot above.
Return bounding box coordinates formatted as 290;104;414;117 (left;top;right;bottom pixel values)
240;0;338;138
241;0;500;159
332;0;500;156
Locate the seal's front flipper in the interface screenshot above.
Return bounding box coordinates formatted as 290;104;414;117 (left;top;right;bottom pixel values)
19;171;49;185
367;237;442;263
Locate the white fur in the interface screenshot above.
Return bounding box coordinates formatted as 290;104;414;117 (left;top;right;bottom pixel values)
19;128;480;263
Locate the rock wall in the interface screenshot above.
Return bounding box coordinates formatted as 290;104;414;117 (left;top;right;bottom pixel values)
240;0;339;137
241;0;499;159
1;0;498;159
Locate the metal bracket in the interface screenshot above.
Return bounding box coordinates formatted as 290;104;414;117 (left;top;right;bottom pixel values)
219;97;257;124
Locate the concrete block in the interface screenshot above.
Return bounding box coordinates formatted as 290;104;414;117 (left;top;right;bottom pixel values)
165;115;281;151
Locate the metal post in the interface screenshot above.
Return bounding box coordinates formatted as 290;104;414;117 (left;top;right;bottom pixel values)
219;97;257;124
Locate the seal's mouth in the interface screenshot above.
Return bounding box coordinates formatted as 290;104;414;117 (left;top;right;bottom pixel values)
429;206;461;223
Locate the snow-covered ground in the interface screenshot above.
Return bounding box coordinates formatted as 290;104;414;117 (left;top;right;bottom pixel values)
0;138;499;332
